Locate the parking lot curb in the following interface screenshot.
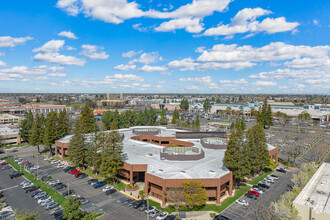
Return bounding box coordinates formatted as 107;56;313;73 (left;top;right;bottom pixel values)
119;191;139;201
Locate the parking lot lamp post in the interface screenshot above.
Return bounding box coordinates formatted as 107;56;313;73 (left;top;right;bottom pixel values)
68;182;69;197
147;193;149;220
36;149;39;179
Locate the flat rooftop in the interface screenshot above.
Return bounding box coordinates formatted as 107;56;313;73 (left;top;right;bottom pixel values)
0;124;19;135
293;162;330;214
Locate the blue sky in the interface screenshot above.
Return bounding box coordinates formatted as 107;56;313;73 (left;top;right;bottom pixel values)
0;0;329;94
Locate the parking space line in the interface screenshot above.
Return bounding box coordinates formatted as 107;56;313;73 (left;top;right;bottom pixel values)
0;185;19;191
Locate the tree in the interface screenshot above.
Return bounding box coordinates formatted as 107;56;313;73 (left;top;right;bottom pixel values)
246;204;280;220
203;98;211;113
160;108;167;125
298;112;311;121
246;123;270;175
63;197;85;220
80;103;98;133
68;119;87;168
194;115;200;131
14;209;40;220
172;109;180;124
257;98;273;128
180;99;189;111
29;113;42;153
182;181;207;208
99;131;124;181
43;111;58;156
166;188;184;209
57;109;71;139
19;110;34;143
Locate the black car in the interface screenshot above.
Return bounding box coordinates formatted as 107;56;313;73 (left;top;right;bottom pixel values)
253;185;266;192
164;215;176;220
132;200;143;209
62;190;74;196
87;179;98;185
24;185;40;192
63;166;74;172
245;193;257;200
31;191;41;197
258;183;270;189
214;214;230;220
0;192;3;198
276;168;286;173
54;183;66;190
78;174;88;179
105;188;117;195
9;171;23;179
2;165;11;170
64;167;75;173
53;210;63;218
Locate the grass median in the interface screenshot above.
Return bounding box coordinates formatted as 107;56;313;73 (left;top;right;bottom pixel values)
5;158;67;206
247;169;274;185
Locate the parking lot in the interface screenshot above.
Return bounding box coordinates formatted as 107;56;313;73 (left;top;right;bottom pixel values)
16;153;148;220
0;166;50;219
220;170;294;220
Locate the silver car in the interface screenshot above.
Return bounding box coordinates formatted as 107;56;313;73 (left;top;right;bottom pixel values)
45;202;59;210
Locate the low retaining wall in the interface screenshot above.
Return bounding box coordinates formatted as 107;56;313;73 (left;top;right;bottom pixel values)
175;132;226;139
160;149;205;161
200;139;227;149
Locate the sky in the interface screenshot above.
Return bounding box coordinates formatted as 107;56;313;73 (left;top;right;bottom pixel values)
0;0;329;94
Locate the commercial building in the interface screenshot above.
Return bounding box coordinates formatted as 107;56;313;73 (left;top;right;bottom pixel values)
293;162;330;220
97;100;128;107
0;114;21;124
0;124;20;145
55;126;278;207
0;104;71;116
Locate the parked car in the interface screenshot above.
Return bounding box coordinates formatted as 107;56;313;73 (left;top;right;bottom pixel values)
62;190;74;196
63;166;74;172
78;174;88;179
248;190;260;197
253;185;265;192
87;179;98;185
30;165;40;170
150;210;161;218
57;164;66;168
54;183;66;190
270;174;279;179
20;180;31;186
265;178;275;183
34;191;47;199
105;188;117;195
38;196;52;204
75;172;84;178
41;199;55;207
0;211;14;218
268;174;279;180
276;167;286;173
24;185;40;192
236;199;249;207
258;183;270;189
31;191;42;197
245;193;257;200
1;165;11;170
51;160;60;164
48;180;60;186
132;200;144;209
145;206;156;213
93;181;107;188
139;204;147;211
102;186;114;192
44;157;52;161
156;212;168;220
53;210;63;218
22;182;34;189
15;158;24;163
213;215;230;220
164;215;176;220
0;161;8;165
9;171;23;178
251;188;263;194
46;202;59;210
50;207;62;215
79;198;89;205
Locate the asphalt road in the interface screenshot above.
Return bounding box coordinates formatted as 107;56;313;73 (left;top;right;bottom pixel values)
0;166;51;220
220;170;294;220
15;150;148;220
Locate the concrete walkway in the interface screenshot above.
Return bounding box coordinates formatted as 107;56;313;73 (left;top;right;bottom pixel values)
173;211;215;220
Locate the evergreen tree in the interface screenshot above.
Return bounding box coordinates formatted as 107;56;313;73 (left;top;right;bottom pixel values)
29;113;42;153
19;110;34;143
80;103;98;133
180;99;189;111
257;98;273;128
203;98;212;113
86;131;103;172
43;111;58;156
160;108;167;125
63;197;85;220
99;131;124;180
186;118;191;128
194;115;200;130
172;109;180;124
57;109;71;139
246;123;270;175
111;119;118;130
68;119;87;168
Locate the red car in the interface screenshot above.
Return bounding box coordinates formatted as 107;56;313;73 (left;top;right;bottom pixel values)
19;161;29;165
70;170;80;174
0;162;8;165
75;172;83;178
248;190;260;197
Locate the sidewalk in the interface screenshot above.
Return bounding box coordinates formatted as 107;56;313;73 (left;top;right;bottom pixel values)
173;211;214;220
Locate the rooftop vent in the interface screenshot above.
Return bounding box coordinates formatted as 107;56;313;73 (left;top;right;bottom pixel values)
147;153;153;157
209;170;215;174
180;170;186;173
158;169;164;172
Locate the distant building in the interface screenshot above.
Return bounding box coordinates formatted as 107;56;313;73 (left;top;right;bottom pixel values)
0;103;71;116
151;103;181;111
0;114;21;124
293;162;330;220
0;124;20;145
97;100;128;107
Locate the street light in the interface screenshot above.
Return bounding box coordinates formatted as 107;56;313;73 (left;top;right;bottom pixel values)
146;193;150;220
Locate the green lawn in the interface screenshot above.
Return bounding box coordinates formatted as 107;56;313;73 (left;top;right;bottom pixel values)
5;158;67;206
247;169;274;185
147;184;251;214
113;182;126;191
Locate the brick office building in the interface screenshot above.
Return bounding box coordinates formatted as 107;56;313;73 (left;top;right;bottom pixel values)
55;126;277;206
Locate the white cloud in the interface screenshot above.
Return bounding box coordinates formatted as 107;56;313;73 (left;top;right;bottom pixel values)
48;73;67;77
179;76;212;84
58;31;78;39
139;65;167;72
203;8;299;37
80;44;109;59
56;0;79;16
0;52;5;56
103;74;144;83
0;36;33;48
132;23;151;32
168;58;198;71
122;50;142;58
33;40;64;53
34;52;86;66
284;57;330;69
0;60;6;67
130;52;162;64
66;46;76;50
114;64;136;71
253;81;277;86
154;17;204;33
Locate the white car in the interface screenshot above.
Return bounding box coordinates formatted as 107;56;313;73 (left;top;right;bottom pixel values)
18;160;27;165
251;188;264;194
30;165;40;170
44;157;51;161
236;199;249;207
50;160;60;164
38;196;51;204
41;199;54;207
22;183;34;189
57;164;66;168
48;180;60;186
265;178;275;183
20;180;31;186
145;206;156;213
15;158;24;163
102;186;114;192
156;212;168;220
268;175;279;180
